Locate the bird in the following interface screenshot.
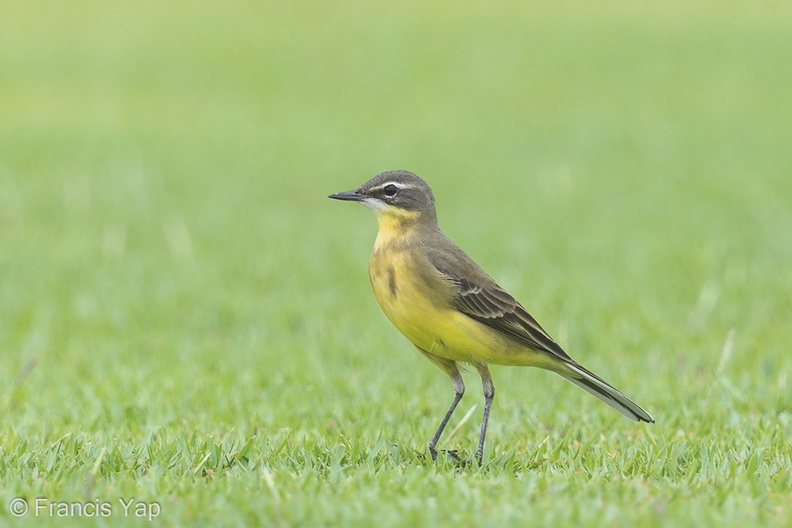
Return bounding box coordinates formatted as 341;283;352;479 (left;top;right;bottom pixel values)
329;170;653;463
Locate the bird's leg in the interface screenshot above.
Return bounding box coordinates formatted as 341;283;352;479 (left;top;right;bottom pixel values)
475;364;495;465
427;367;465;461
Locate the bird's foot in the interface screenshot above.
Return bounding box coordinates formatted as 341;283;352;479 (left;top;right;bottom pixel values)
419;447;470;466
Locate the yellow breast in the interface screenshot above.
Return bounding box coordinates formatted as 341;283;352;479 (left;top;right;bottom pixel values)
370;247;429;346
367;209;554;368
368;216;508;364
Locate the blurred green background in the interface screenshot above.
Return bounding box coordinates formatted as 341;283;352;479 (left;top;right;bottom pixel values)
1;1;790;526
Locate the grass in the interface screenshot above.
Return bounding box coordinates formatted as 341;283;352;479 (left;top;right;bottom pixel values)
1;0;791;526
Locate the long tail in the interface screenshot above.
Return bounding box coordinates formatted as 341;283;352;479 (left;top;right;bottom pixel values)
557;363;654;423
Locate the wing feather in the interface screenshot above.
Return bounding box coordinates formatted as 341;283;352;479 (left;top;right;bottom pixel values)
433;264;572;362
423;242;654;423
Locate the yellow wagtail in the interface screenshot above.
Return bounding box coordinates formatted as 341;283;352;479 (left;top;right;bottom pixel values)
329;170;653;462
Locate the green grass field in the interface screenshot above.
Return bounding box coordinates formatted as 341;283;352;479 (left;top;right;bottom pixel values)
2;1;791;526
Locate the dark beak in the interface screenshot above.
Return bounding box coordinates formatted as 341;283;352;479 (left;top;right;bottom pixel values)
328;189;365;202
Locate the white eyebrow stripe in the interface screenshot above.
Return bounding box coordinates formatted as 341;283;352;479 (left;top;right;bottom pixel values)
372;182;413;192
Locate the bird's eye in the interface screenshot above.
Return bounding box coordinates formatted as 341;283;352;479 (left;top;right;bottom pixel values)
383;184;398;197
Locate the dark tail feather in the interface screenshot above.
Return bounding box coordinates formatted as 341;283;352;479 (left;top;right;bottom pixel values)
558;363;654;423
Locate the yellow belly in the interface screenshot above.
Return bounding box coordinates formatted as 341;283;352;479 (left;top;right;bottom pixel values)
369;246;553;368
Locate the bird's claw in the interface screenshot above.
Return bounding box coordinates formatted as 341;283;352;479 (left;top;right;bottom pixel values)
419;447;471;467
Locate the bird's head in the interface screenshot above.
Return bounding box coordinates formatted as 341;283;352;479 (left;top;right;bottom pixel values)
329;170;437;226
